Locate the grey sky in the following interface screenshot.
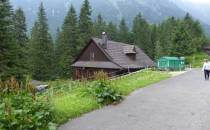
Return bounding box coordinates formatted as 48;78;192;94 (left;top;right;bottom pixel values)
186;0;210;4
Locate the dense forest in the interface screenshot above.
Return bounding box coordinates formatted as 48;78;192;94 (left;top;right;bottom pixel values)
0;0;209;81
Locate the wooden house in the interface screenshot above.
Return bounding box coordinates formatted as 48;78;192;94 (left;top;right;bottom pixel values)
72;33;154;79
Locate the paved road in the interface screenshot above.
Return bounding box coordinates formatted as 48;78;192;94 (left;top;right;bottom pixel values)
59;69;210;130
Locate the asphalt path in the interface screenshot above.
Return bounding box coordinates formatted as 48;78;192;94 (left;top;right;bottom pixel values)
60;69;210;130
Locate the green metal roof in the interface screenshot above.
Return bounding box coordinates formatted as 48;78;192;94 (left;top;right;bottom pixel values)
159;56;184;60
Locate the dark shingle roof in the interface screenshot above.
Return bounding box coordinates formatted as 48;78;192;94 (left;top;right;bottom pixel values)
72;61;121;69
72;38;154;69
123;45;136;54
92;38;154;69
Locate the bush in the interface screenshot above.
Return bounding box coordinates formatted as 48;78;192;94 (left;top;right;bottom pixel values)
0;78;56;130
90;80;122;105
186;52;209;68
93;71;109;81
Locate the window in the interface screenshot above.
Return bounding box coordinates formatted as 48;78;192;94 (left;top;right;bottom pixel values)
90;52;95;61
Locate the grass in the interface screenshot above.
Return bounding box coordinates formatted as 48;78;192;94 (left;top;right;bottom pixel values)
51;88;100;124
42;80;101;124
112;70;171;95
186;52;209;68
43;70;171;125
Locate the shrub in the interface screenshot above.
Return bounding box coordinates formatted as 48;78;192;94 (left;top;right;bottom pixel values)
0;78;56;130
186;52;209;68
91;80;122;105
93;71;109;81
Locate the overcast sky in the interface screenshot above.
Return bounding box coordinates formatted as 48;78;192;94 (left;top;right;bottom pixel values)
186;0;210;4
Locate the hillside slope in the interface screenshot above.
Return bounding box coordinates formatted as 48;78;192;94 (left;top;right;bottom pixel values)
11;0;210;36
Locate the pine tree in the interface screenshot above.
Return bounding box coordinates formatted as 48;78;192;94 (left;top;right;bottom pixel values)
78;0;92;49
56;5;79;78
54;28;61;78
149;25;157;59
29;3;54;81
171;22;193;57
156;16;177;57
0;0;19;80
106;22;118;41
132;14;152;57
13;8;29;79
93;14;106;37
118;18;129;43
183;13;207;52
155;40;163;59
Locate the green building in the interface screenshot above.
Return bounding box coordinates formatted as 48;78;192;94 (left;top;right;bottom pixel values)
157;57;185;71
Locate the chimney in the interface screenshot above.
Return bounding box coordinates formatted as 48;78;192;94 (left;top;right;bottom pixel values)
101;32;108;49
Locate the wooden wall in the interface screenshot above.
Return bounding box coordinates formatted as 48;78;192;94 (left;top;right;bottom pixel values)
73;67;118;79
79;41;109;61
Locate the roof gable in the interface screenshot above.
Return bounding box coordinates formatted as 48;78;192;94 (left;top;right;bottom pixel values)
74;39;110;62
93;38;154;68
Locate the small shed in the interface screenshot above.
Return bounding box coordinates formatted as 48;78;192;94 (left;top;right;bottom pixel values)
157;57;185;71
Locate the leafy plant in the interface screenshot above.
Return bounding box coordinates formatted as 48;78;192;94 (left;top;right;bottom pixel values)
0;78;56;130
93;71;109;81
90;80;122;105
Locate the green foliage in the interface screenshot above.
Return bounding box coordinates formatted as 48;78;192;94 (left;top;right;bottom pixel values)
93;14;107;37
93;71;109;81
170;23;193;57
106;22;118;41
79;0;93;48
118;18;130;43
55;5;79;78
88;71;122;105
132;14;153;58
46;80;100;124
150;25;157;59
1;0;209;81
13;8;29;80
46;70;170;125
186;52;209;68
155;14;208;58
0;94;56;130
29;3;54;81
0;78;56;130
89;80;122;104
0;0;19;80
155;17;177;58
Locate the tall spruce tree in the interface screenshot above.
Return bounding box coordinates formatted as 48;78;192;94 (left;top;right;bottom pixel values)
54;28;61;78
13;8;29;79
156;17;178;57
29;3;54;81
182;13;207;52
154;15;208;58
155;40;162;59
132;14;152;57
149;25;157;59
56;5;79;78
0;0;19;80
93;14;106;38
106;22;118;41
118;18;129;43
78;0;92;49
171;23;192;57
